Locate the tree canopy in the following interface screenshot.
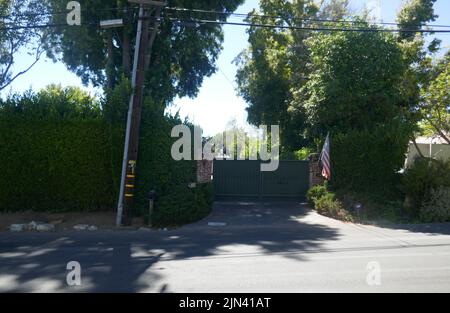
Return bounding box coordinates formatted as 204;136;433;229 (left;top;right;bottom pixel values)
0;0;47;92
43;0;245;107
298;25;407;138
420;55;450;143
235;0;350;151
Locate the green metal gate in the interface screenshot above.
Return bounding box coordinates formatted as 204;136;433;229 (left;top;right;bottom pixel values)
213;160;310;200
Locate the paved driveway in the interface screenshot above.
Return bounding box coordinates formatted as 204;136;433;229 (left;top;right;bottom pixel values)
1;201;450;292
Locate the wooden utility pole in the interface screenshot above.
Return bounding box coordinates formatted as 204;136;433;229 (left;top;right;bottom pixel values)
116;1;166;226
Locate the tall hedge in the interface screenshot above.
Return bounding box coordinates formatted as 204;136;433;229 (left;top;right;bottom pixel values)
105;80;199;220
0;87;118;212
133;97;197;216
0;84;210;226
331;121;411;195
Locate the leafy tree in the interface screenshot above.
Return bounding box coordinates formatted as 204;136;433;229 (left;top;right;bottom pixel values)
297;24;417;192
235;0;350;152
397;0;437;42
43;0;245;106
299;23;408;138
0;84;101;119
395;0;441;153
0;0;47;92
316;0;349;20
420;56;450;143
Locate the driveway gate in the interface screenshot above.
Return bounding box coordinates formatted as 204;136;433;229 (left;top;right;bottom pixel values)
213;160;309;200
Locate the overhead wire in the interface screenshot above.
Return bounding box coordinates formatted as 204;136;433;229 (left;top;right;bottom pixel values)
1;5;450;34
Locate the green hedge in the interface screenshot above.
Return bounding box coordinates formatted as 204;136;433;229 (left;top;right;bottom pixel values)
152;183;214;227
402;158;450;219
0;84;213;226
133;97;198;219
0;116;117;212
331;122;410;195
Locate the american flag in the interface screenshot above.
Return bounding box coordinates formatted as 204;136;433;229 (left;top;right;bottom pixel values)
319;133;331;180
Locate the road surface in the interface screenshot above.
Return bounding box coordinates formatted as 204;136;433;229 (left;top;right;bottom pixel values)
1;201;450;292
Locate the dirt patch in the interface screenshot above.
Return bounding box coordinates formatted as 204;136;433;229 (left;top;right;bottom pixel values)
0;211;146;232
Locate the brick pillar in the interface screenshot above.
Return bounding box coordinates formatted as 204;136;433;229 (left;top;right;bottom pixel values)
197;160;213;183
308;153;324;188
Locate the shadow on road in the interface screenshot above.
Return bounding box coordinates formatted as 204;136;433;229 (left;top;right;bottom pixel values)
0;201;341;292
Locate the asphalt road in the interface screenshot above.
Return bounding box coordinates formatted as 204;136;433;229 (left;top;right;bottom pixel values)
1;201;450;293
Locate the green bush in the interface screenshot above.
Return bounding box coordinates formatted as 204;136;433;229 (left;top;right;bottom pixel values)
151;183;213;227
0;84;214;227
0;87;117;212
335;189;403;223
420;187;450;223
314;192;353;222
133;97;198;218
331;122;410;195
281;147;313;160
402;158;450;217
307;185;353;222
306;184;328;204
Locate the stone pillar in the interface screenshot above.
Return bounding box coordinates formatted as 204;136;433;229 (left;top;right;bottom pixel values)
308;153;324;188
197;160;213;183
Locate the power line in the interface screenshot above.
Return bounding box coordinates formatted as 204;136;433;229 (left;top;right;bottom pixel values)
3;17;450;34
163;16;450;33
0;23;100;31
2;5;450;30
164;6;450;29
0;7;135;20
2;5;450;34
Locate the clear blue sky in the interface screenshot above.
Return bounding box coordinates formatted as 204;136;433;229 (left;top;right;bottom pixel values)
5;0;450;136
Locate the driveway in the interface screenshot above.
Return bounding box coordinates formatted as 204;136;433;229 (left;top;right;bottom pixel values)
1;201;450;292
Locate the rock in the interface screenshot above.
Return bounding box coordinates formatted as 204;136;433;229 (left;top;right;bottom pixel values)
35;223;55;232
73;224;89;231
10;222;55;232
73;224;97;231
10;224;27;232
208;222;226;227
87;225;98;231
27;221;38;231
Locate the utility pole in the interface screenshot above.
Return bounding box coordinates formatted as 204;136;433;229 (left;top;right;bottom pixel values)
116;0;166;226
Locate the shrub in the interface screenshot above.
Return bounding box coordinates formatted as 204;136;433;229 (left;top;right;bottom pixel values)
307;185;353;222
314;192;353;222
420;187;450;223
306;184;328;204
133;97;198;217
331;122;411;195
0;88;117;212
0;84;214;228
105;81;204;224
151;183;213;227
402;158;450;217
335;189;403;223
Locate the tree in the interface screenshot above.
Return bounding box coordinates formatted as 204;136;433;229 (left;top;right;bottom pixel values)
395;0;441;152
298;24;416;192
397;0;437;42
0;0;47;92
299;23;408;138
43;0;245;106
0;84;100;118
420;56;450;144
235;0;350;152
